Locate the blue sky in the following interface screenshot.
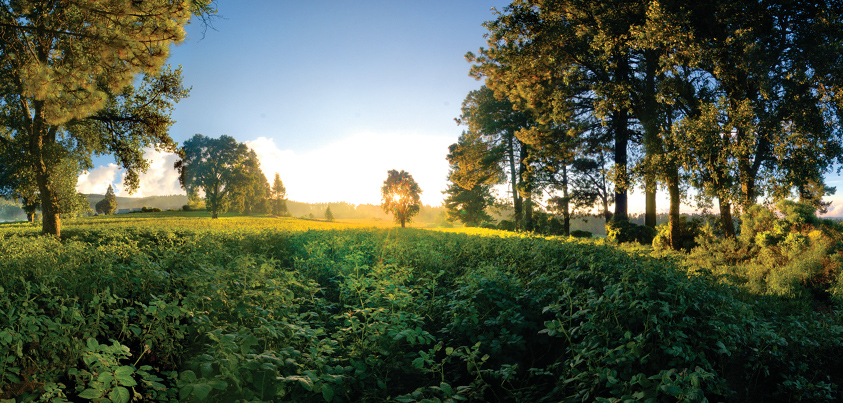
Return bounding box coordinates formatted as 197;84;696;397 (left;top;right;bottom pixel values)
78;0;511;206
74;0;843;215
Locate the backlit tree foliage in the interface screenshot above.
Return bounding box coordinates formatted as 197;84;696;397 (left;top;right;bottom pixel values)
381;169;422;228
0;0;214;237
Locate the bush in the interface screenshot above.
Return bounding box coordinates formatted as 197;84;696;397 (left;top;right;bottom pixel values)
570;230;592;238
652;216;704;252
691;201;843;308
606;219;655;245
498;220;516;231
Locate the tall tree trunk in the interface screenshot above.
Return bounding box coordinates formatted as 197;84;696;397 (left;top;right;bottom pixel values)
613;109;629;221
519;143;532;231
642;50;659;228
28;102;61;238
666;166;682;250
719;197;735;238
561;164;570;235
737;127;756;211
645;179;657;227
508;136;522;229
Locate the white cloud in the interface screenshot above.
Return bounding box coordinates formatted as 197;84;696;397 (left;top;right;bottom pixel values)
76;149;184;197
76;163;121;195
247;132;452;206
76;133;453;205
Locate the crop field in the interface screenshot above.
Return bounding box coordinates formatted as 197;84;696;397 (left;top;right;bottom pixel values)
0;213;841;402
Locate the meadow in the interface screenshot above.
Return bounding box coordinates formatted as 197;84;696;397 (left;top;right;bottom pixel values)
0;212;841;402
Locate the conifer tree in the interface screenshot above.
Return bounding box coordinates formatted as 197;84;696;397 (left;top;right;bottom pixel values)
270;173;289;216
96;185;118;215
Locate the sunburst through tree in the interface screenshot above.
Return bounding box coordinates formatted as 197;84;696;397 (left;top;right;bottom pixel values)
381;170;422;228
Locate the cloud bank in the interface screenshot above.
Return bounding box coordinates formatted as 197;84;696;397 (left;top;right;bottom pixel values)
76;149;183;197
76;132;453;206
247;132;451;206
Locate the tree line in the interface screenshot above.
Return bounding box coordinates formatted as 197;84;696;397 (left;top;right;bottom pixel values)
444;0;843;249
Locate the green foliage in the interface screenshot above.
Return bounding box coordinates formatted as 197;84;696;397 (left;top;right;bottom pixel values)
606;219;656;245
177;135;267;219
653;216;704;252
570;229;592;238
443;182;493;226
96;185;118;215
0;213;842;402
381;170;422;228
270;173;289;217
692;201;843;308
325;206;334;222
530;211;566;236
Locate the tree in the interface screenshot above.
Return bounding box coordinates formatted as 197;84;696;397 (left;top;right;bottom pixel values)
325;206;334;222
95;185;118;215
454;86;535;230
381;170;422;228
0;0;213;237
230;150;269;215
176;134;253;219
270;173;289;216
443;182;493;226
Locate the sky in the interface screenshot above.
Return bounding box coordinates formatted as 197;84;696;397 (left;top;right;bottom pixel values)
74;0;843;215
76;0;511;207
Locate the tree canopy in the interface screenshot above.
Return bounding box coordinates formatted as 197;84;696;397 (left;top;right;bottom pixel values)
176;134;267;219
95;185;118;215
467;0;843;248
0;0;214;237
381;170;422;228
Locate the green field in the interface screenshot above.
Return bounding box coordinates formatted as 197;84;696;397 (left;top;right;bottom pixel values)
0;213;841;402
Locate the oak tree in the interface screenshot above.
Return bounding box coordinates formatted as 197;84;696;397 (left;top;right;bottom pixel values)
176;134;253;219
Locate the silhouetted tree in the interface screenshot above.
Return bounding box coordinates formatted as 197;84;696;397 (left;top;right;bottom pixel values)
381;170;422;228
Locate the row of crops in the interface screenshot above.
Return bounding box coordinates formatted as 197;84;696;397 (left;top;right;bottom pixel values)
0;215;841;402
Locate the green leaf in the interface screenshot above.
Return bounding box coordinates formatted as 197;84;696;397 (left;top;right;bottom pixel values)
322;384;335;401
440;382;453;395
114;366;137;387
108;386;130;403
179;385;193;401
192;383;212;400
715;341;730;356
179;370;198;382
78;388;103;399
412;357;425;369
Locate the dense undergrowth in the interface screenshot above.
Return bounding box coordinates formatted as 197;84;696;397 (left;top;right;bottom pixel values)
0;215;841;402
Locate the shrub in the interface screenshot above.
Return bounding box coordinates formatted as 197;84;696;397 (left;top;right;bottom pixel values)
570;230;591;238
652;216;704;252
498;220;516;231
606;219;655;245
